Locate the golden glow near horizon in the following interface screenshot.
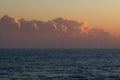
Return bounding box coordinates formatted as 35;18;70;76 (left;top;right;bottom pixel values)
0;0;120;35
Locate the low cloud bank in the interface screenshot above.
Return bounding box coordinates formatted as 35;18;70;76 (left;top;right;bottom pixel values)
0;15;119;48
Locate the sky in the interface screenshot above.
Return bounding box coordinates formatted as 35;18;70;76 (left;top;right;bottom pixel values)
0;0;120;48
0;0;120;34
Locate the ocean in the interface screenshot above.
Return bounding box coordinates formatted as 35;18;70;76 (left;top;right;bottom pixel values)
0;49;120;80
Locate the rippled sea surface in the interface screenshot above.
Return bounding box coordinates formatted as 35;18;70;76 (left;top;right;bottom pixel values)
0;49;120;80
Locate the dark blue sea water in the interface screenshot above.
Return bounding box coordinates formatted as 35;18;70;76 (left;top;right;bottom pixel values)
0;49;120;80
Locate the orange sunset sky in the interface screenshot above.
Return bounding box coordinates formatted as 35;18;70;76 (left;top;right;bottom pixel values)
0;0;120;35
0;0;120;48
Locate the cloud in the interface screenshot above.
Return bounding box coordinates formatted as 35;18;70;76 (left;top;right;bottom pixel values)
0;15;119;48
20;19;39;32
52;17;87;33
0;15;20;30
